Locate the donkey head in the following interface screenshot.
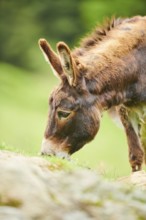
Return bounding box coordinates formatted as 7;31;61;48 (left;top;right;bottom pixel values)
39;39;101;159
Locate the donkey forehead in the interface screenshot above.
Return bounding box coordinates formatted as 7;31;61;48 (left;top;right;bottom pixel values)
50;87;77;108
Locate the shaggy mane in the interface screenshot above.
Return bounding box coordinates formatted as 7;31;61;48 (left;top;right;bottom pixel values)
80;17;124;49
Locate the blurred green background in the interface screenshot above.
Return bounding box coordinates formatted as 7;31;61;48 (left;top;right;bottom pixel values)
0;0;145;177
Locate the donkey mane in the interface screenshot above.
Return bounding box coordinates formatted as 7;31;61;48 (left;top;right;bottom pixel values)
73;16;145;58
80;17;124;49
71;16;146;98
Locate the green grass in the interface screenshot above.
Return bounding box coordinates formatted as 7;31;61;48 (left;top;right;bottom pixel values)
0;62;132;177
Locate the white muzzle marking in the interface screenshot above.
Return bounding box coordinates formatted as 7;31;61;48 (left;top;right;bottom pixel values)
41;138;70;160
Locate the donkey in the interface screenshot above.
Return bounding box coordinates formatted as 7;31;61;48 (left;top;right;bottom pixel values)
39;16;146;172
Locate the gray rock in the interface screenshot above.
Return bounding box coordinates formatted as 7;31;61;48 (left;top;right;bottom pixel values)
0;150;146;220
0;207;28;220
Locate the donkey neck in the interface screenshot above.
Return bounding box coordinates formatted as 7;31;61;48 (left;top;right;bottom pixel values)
73;17;146;111
83;49;139;111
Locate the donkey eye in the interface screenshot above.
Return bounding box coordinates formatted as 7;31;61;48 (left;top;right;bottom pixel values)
57;111;71;119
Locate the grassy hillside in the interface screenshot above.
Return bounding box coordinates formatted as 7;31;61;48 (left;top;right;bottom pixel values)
0;62;132;177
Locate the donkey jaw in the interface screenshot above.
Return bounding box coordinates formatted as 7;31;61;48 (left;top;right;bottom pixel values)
41;138;71;160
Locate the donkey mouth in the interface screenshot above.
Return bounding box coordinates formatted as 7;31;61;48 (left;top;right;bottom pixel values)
41;150;70;160
41;138;71;160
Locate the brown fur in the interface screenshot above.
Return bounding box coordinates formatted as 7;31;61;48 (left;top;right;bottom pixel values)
39;16;146;172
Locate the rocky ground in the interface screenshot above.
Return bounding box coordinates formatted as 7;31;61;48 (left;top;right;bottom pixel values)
0;150;146;220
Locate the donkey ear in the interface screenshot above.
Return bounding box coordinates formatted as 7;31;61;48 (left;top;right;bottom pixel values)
57;42;77;86
38;39;64;80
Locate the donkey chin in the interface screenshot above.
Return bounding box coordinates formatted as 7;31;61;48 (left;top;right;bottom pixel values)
41;138;71;160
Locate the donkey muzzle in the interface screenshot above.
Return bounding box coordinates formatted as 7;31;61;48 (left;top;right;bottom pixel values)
41;138;70;160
